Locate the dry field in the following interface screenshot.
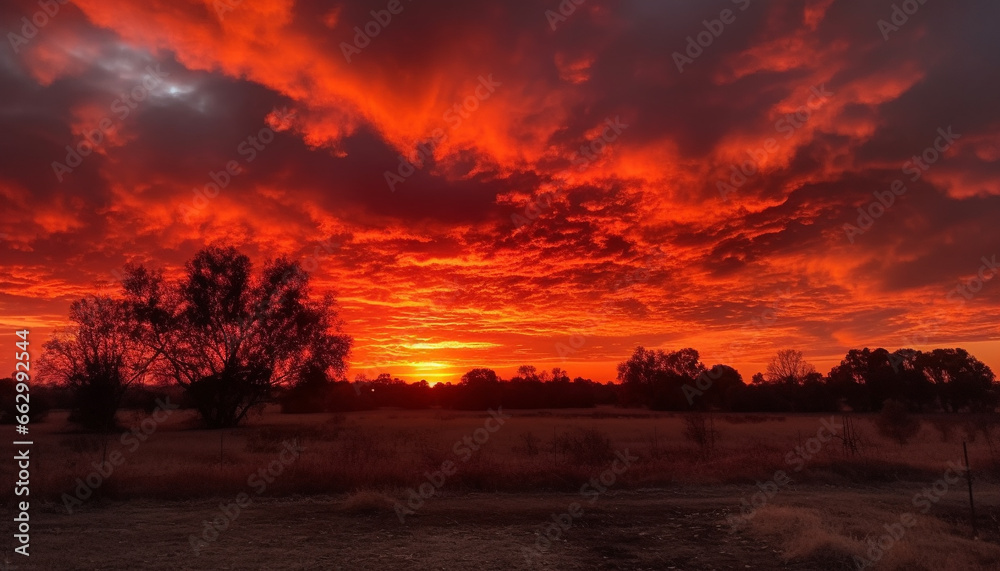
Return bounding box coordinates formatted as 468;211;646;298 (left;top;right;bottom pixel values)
3;406;1000;569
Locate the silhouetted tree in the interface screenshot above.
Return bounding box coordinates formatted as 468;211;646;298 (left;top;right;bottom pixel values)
123;246;351;428
461;368;500;384
827;347;996;413
765;349;815;385
617;347;706;410
828;348;912;411
697;364;745;410
550;367;570;383
516;365;539;381
280;362;331;414
917;348;996;412
457;368;502;409
796;370;837;412
891;349;936;410
41;296;155;431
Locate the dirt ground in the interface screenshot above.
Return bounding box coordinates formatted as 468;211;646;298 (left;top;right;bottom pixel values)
8;484;999;570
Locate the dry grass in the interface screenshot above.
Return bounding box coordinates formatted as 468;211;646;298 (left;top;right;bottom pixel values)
340;490;397;514
747;495;1000;570
8;407;1000;505
748;505;863;565
8;407;1000;569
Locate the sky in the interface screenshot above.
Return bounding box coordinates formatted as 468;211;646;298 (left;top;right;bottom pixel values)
1;0;999;384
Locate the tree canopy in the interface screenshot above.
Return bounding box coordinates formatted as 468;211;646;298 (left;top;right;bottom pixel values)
121;246;352;427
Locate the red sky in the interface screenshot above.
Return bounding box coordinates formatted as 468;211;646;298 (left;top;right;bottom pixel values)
2;0;999;383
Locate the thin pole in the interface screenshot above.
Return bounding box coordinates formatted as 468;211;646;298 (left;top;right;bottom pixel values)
552;426;557;466
963;441;978;538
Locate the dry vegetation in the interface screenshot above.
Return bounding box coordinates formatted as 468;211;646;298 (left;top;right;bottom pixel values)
4;406;1000;569
13;406;1000;500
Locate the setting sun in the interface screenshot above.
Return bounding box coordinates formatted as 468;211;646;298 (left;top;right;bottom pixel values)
2;0;1000;568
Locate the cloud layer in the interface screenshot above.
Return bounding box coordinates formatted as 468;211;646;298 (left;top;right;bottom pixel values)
2;0;999;381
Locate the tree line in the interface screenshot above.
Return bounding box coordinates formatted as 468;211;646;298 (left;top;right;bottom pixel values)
616;346;996;413
281;346;997;414
6;247;996;431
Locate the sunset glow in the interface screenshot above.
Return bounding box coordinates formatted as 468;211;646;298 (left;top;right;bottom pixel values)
2;0;999;384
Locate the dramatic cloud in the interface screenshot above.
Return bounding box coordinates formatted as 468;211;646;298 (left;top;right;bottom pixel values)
2;0;999;382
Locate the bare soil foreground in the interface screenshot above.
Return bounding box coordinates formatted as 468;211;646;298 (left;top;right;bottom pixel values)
11;485;1000;570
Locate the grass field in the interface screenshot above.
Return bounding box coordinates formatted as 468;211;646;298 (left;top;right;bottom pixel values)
4;407;1000;569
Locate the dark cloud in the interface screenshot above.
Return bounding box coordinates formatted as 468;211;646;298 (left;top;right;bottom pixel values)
1;0;998;381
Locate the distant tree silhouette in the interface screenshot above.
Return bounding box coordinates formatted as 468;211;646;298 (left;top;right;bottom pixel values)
796;370;837;412
492;367;606;408
516;365;539;381
280;361;331;414
764;350;815;385
278;345;995;415
461;368;500;384
918;348;996;412
550;367;569;382
457;368;502;409
827;347;995;412
695;364;745;410
122;246;351;428
890;349;936;410
275;345;996;415
828;348;906;411
617;347;706;410
41;296;155;431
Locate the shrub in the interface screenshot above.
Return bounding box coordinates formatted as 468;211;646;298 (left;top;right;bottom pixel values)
554;428;614;465
875;400;921;446
682;412;720;457
514;431;541;457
